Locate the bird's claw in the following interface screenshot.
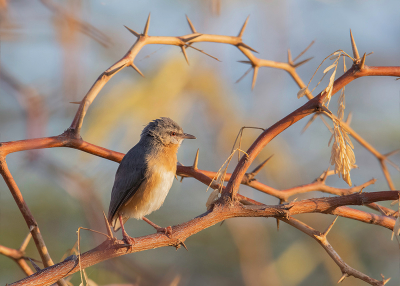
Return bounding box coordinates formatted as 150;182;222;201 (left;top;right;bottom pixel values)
156;226;173;238
122;234;135;249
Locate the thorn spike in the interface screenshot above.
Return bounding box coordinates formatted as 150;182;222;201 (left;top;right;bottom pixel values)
382;275;391;285
238;15;250;38
385;148;400;158
294;57;313;68
102;211;114;239
124;25;140;38
186;44;220;61
322;216;338;237
185;15;197;33
193;149;199;170
130;63;144;77
287;49;292;65
28;258;42;272
239;43;259;54
293;40;315;63
183;34;202;43
360;52;366;69
337;273;348;283
181;241;189;251
181;46;189;65
237;60;252;65
251;155;273;176
235;66;253;84
19;232;32;251
302;113;318;134
143;13;151;36
321;167;330;183
349;29;360;60
251;66;259;90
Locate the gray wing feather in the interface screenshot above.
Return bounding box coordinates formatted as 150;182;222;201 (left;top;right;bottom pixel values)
108;144;147;223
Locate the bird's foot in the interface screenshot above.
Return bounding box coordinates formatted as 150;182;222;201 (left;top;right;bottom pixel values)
122;234;136;249
156;226;173;238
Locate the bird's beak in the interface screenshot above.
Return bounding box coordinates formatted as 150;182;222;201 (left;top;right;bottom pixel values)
180;133;196;139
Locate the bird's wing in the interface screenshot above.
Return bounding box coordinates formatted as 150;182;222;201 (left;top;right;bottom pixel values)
108;145;147;223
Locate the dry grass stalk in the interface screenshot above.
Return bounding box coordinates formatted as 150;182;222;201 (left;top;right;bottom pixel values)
329;118;356;186
206;148;249;210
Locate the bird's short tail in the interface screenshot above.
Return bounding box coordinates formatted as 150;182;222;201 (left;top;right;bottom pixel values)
109;214;128;232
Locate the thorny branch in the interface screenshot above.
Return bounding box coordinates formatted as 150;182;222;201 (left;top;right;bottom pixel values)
2;14;400;286
9;191;399;286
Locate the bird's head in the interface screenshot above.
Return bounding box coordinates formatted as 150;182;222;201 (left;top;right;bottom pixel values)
141;117;196;146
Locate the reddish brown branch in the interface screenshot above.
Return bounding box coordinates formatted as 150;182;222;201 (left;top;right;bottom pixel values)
9;191;398;286
0;159;67;286
237;195;392;285
224;64;400;199
1;18;399;286
282;217;386;286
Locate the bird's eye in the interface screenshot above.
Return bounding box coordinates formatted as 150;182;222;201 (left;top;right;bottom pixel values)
171;132;176;136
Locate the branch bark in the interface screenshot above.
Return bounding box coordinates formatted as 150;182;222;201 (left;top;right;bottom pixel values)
8;191;398;286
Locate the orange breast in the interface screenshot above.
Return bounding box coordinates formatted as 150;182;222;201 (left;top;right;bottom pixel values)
119;144;178;220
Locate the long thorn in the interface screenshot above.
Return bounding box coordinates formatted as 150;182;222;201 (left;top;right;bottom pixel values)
28;258;42;272
238;15;250;38
294;57;313;68
287;49;292;65
143;13;151;36
350;29;360;60
124;25;140;38
183;34;202;43
180;241;189;251
185;15;197;33
130;63;144;77
322;216;338;237
237;60;252;65
386;158;400;172
103;211;114;239
20;232;32;251
320;167;330;183
251;66;259;90
293;40;315;63
239;43;259;53
360;52;366;69
382;274;391;285
302;113;318;134
181;46;189;65
193;149;199;170
251;155;273;176
186;45;220;61
337;273;348;283
385;148;400;158
235;66;253;84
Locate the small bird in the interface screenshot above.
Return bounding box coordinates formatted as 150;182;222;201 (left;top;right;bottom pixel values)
108;117;195;245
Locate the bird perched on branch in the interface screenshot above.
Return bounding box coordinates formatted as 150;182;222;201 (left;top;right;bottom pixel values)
108;117;195;245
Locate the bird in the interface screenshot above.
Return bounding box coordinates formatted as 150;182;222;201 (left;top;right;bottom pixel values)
108;117;195;245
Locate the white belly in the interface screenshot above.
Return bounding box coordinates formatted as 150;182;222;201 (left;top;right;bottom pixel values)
127;165;175;220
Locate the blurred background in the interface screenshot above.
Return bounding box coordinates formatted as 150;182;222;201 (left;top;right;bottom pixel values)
1;0;400;285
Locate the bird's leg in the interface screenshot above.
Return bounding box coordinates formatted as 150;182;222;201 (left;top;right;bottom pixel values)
119;215;135;246
142;217;173;237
